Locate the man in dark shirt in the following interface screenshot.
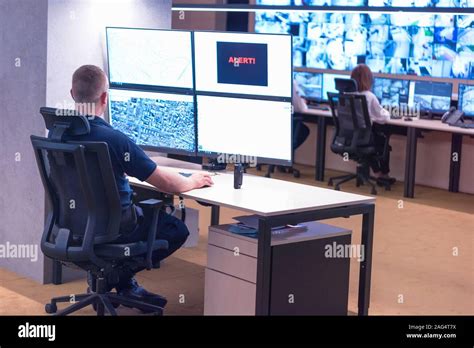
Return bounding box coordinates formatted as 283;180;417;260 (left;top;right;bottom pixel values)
68;65;214;308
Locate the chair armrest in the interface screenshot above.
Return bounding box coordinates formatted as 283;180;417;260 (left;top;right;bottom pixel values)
137;199;163;270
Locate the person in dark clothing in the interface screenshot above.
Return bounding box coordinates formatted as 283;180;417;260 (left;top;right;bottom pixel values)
67;65;214;307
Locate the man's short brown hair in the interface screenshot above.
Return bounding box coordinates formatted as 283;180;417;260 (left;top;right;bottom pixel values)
351;64;374;92
72;65;108;103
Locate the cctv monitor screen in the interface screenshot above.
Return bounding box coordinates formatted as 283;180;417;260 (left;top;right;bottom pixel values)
255;11;474;79
194;31;292;98
106;28;194;90
372;77;410;107
109;89;196;154
408;81;453;113
197;95;292;165
458;84;474;117
294;71;323;100
322;73;349;100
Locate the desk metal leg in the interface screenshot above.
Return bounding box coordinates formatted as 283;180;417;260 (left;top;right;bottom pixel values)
404;127;418;198
210;205;220;226
52;260;62;285
255;218;272;315
449;134;463;193
315;116;328;182
358;204;375;316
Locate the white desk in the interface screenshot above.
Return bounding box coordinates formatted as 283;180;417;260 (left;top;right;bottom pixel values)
299;108;474;197
129;157;376;315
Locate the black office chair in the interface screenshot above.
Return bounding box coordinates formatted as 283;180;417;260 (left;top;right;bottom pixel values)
30;107;169;316
327;79;391;195
257;115;310;178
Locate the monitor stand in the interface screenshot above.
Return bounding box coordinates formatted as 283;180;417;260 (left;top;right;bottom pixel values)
202;158;227;171
168;154;203;165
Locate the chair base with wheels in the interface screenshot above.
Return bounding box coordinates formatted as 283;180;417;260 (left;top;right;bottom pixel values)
328;163;391;195
45;271;164;316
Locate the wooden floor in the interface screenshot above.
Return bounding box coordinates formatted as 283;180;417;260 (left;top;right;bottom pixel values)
0;165;473;315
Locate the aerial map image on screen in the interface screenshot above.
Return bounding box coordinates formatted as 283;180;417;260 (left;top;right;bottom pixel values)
109;89;195;152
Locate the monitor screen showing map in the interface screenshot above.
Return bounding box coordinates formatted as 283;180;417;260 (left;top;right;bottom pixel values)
109;89;196;154
107;28;194;90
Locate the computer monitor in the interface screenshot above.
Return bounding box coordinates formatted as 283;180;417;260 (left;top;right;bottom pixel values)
372;77;411;107
293;71;323;101
196;95;292;166
322;73;349;100
458;84;474;118
408;81;453;114
193;31;292;98
106;27;193;90
108;89;196;154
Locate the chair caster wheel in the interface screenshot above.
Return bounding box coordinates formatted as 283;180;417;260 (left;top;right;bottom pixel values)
293;172;300;178
386;186;391;191
265;174;271;178
45;303;57;314
335;186;340;191
371;188;377;195
328;180;333;186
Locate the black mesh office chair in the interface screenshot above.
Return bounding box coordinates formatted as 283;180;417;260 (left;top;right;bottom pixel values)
327;79;391;195
30;107;169;316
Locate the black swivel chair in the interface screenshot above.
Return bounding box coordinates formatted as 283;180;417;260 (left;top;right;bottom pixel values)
30;107;169;316
327;79;391;195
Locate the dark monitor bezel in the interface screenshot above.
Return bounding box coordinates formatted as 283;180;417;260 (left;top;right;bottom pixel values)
107;87;197;157
106;26;194;92
411;80;454;115
293;71;324;102
195;93;294;167
193;29;294;100
458;83;474;118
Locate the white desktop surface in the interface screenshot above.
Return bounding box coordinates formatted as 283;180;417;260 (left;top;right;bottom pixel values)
302;108;474;135
129;158;375;217
386;117;474;135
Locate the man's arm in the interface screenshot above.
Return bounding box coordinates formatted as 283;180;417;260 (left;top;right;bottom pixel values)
145;167;214;194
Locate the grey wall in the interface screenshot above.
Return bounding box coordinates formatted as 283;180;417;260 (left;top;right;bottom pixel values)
172;0;226;31
0;0;171;284
46;0;172;113
0;0;49;283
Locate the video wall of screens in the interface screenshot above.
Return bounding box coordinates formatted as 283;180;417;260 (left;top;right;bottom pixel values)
194;31;293;165
254;11;474;79
458;83;474;117
256;0;473;7
107;28;294;164
106;27;196;155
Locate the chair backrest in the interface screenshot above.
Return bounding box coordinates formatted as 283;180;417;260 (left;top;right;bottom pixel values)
327;79;373;155
31;108;122;265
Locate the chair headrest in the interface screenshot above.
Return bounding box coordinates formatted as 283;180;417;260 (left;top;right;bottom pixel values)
335;78;358;94
40;107;91;141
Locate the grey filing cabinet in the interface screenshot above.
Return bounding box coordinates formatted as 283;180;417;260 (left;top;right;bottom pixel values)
204;221;352;315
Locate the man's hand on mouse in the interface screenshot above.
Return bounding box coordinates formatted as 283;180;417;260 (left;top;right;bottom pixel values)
190;172;214;189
